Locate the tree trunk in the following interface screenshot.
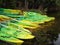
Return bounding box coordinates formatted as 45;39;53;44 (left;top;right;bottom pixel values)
25;0;28;10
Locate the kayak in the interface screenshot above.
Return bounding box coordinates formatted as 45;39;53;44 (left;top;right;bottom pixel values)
0;32;24;44
0;25;35;39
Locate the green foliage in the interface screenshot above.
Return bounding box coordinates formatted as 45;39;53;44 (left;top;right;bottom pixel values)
56;0;60;6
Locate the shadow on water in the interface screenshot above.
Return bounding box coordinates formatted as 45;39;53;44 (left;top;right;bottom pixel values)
0;11;60;45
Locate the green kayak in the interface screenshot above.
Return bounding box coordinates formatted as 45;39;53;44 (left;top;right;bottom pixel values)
1;25;35;39
0;32;24;44
23;11;55;24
